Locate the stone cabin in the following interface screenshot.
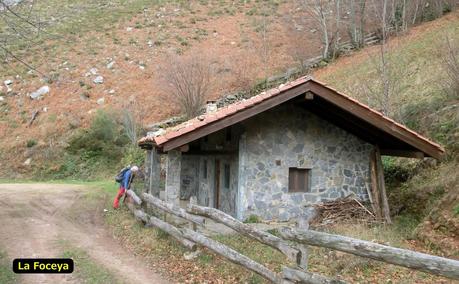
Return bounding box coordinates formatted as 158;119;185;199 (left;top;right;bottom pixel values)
138;76;444;222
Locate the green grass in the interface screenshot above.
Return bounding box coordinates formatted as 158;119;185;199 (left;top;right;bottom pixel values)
0;250;16;284
59;241;120;284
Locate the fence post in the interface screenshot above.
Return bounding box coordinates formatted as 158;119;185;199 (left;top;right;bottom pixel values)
190;196;198;231
296;217;309;270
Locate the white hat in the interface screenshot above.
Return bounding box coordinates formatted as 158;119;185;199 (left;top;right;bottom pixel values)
131;166;139;172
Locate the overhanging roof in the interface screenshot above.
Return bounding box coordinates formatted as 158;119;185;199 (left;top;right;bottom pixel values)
139;76;445;159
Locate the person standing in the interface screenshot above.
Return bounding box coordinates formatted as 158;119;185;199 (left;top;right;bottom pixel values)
113;165;139;209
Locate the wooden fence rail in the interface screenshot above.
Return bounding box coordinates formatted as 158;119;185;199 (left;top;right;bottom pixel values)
126;191;459;283
279;227;459;280
187;203;302;266
141;193;205;225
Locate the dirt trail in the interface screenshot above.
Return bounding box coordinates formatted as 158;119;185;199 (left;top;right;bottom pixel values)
0;183;169;284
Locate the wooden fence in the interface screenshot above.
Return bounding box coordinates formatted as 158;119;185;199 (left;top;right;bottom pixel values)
125;190;459;284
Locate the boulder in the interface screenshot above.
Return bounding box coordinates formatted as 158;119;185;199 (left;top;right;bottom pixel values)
93;76;104;84
90;68;98;75
30;86;50;100
4;79;13;86
23;158;31;166
97;97;105;105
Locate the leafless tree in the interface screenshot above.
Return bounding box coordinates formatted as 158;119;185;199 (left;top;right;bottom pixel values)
300;0;342;60
160;55;213;119
253;2;276;78
355;0;415;119
348;0;367;48
441;35;459;97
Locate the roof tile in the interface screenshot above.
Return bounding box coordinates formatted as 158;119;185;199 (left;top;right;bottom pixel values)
139;76;444;156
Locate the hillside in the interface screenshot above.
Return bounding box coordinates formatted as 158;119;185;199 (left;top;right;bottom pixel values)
0;1;457;176
315;11;459;258
0;1;458;282
0;0;325;177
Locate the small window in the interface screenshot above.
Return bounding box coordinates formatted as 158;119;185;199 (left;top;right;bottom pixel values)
224;164;230;188
288;168;311;193
203;160;208;180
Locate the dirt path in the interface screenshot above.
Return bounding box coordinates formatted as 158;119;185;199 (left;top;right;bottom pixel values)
0;183;169;284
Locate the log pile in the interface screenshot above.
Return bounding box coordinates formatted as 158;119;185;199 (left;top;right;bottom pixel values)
311;195;377;227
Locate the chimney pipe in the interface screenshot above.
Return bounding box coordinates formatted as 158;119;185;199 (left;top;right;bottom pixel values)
206;100;217;114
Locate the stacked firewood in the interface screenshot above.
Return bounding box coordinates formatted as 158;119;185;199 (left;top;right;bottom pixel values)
311;195;378;227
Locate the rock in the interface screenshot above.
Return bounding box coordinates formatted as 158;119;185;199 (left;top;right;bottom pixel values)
106;61;115;69
23;158;31;166
152;128;165;137
108;89;116;94
184;250;201;260
42;107;48;112
0;96;4;102
97;97;105;105
29;85;50;100
139;65;145;70
4;79;13;86
147;40;153;47
93;76;104;84
126;27;133;32
90;68;98;75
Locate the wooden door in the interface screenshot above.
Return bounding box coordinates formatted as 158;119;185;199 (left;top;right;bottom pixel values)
214;159;220;209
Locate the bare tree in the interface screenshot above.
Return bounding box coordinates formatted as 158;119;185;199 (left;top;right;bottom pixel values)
355;0;415;119
300;0;342;60
441;35;459;97
160;55;213;119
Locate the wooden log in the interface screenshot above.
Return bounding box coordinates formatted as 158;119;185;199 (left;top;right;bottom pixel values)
187;203;301;264
179;227;280;283
369;150;382;220
279;227;459;280
126;190;142;206
375;147;391;224
141;193;205;226
148;215;197;251
126;204;196;250
282;267;345;284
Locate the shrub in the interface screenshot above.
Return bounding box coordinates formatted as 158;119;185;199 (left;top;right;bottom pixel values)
244;214;262;224
159;55;213;119
67;110;128;160
26;139;37;148
121;146;144;168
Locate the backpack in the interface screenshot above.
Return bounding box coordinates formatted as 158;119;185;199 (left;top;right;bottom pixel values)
115;166;131;183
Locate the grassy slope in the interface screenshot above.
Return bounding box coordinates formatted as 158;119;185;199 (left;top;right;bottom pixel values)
103;12;459;284
314;10;459;259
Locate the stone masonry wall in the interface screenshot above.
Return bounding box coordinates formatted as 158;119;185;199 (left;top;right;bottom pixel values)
238;104;374;221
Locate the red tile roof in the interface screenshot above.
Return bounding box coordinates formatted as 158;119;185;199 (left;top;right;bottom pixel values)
139;76;445;158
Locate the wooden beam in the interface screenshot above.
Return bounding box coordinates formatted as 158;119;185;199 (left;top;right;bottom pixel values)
279;227;459;280
141;193;205;226
179;227;281;283
162;83;310;151
375;147;391;224
369;151;382;220
187;203;302;265
380;149;424;159
179;144;190;152
282;267;345;284
307;81;444;160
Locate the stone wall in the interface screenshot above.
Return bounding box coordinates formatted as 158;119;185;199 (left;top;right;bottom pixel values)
238;104;374;221
180;156;200;200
